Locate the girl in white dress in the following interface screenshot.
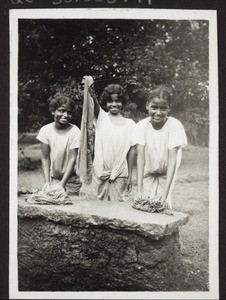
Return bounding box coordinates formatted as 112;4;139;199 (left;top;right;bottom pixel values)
84;83;136;201
37;93;82;195
134;86;187;209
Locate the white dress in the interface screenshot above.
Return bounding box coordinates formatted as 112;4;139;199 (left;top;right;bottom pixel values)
93;108;136;181
80;108;136;201
134;116;187;207
37;122;81;179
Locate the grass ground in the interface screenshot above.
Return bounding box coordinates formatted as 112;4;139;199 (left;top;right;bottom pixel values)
172;146;209;290
18;142;209;291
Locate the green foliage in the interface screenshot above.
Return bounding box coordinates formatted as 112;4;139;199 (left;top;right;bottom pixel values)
18;19;209;145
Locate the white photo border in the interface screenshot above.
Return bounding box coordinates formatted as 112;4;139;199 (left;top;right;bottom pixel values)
9;8;219;300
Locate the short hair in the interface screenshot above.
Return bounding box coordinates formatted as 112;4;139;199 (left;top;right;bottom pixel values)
48;93;76;112
146;86;172;106
100;84;126;106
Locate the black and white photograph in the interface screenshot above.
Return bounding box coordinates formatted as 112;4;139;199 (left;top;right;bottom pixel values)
9;7;218;299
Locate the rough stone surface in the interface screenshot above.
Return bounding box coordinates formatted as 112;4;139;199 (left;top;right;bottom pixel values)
18;197;189;291
18;197;189;239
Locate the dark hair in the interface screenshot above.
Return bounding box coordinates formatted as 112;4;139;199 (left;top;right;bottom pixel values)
100;84;126;106
48;93;76;112
146;86;172;106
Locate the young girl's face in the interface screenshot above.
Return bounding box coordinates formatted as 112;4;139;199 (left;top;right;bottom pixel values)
146;97;170;129
52;104;73;127
106;94;123;115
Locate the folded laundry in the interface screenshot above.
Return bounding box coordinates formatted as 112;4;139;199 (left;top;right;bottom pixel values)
132;194;173;215
27;184;73;205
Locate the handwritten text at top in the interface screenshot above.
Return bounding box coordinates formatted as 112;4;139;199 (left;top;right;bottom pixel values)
11;0;152;5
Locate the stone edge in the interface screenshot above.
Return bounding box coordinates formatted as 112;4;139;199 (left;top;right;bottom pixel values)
18;204;189;239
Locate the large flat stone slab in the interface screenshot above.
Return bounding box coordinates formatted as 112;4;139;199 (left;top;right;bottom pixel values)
18;196;189;239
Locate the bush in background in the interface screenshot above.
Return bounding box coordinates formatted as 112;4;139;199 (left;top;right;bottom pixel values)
18;19;209;146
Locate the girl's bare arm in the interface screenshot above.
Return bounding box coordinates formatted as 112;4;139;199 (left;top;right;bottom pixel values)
60;148;78;189
161;147;178;204
41;142;51;184
137;144;145;194
126;145;136;192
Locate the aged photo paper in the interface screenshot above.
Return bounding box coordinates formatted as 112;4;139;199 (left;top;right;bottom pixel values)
9;8;218;299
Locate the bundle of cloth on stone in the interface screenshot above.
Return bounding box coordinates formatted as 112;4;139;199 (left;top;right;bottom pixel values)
132;194;173;215
26;184;73;205
77;75;95;184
